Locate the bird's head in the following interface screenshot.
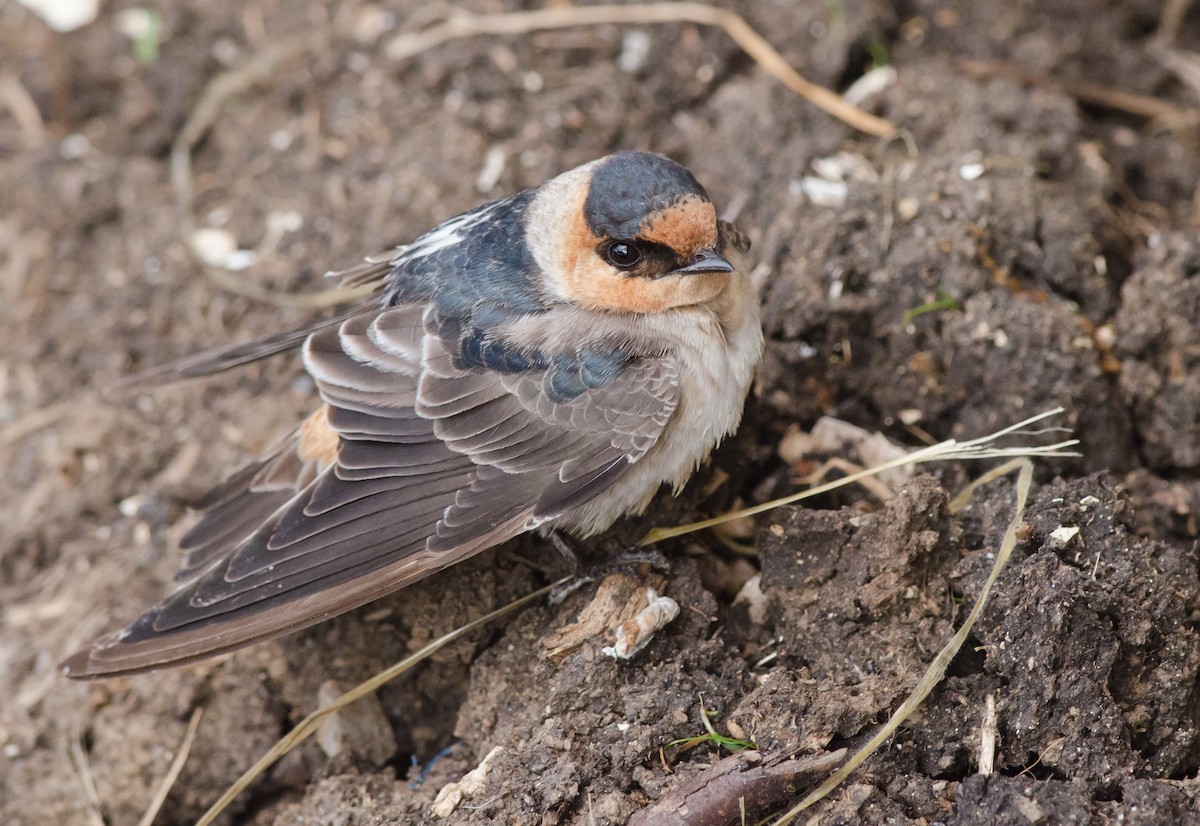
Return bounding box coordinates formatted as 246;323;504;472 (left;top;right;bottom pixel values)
527;152;741;314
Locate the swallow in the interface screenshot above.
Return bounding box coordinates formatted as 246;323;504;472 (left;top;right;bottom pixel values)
63;151;763;678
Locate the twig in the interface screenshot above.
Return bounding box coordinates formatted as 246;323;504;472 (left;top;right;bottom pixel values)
0;396;89;448
978;694;997;776
386;3;895;138
136;708;204;826
960;59;1200;128
794;457;897;502
0;73;46;148
1159;49;1200;104
195;576;571;826
771;458;1034;823
628;749;846;826
1154;0;1194;46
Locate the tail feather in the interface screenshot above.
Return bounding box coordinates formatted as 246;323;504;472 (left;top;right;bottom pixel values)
109;308;370;394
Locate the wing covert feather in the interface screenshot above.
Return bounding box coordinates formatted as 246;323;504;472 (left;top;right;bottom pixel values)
65;303;683;677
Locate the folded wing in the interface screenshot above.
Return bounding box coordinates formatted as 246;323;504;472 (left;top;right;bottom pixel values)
63;304;679;676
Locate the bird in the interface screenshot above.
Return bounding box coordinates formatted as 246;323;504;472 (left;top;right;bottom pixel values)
62;151;763;678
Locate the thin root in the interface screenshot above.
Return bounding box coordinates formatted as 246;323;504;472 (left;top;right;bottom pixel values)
386;4;895;138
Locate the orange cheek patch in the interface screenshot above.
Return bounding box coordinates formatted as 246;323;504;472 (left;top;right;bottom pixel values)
297;405;340;468
549;182;604;300
640;197;718;257
553;183;725;313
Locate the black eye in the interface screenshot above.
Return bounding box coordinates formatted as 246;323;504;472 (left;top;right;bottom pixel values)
605;240;642;269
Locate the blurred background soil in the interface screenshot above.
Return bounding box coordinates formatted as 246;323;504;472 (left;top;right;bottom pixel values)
2;1;1200;824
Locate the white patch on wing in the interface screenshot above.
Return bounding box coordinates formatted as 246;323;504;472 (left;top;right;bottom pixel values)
397;203;498;263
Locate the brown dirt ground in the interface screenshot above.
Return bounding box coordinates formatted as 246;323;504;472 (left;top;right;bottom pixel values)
3;1;1200;824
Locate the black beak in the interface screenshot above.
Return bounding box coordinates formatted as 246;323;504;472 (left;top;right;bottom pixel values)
670;249;734;276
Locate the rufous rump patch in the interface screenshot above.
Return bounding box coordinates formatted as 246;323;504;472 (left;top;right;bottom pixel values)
297;405;339;468
640;196;718;257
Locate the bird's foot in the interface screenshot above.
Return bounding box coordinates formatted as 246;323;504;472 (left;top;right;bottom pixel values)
548;541;670;605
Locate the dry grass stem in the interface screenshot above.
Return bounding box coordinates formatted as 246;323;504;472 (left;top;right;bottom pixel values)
0;396;90;448
195;577;570;826
136;708;204;826
170;30;372;309
68;717;107;826
0;73;47;148
771;458;1034;823
642;407;1077;544
171;31;330;233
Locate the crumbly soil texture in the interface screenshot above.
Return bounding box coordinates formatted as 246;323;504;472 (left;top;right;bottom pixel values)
3;1;1200;824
